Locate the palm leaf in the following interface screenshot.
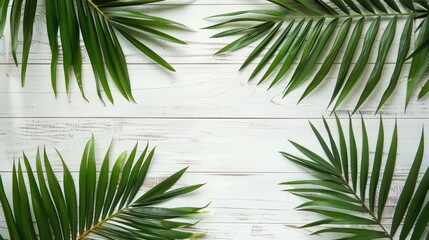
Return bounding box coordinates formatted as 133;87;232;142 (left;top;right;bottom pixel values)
0;0;8;36
281;115;429;239
208;0;429;112
6;0;186;103
0;137;206;239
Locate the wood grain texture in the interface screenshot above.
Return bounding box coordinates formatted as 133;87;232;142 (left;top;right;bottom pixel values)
0;6;413;65
0;119;425;239
0;223;324;240
0;63;427;118
0;4;423;117
0;1;427;239
0;171;414;223
0;119;426;174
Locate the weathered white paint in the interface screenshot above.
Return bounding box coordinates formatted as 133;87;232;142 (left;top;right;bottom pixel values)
0;4;423;117
0;1;426;239
0;6;414;65
0;119;426;173
0;119;425;239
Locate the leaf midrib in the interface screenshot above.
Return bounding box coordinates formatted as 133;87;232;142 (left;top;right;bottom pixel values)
87;0;108;19
76;206;126;240
339;177;394;240
281;11;423;20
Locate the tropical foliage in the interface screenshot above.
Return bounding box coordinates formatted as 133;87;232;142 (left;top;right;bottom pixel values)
0;0;186;103
281;115;429;239
207;0;429;113
0;137;206;239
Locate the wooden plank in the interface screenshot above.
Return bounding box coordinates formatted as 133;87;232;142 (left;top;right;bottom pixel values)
0;63;427;118
0;6;412;65
0;171;415;224
195;223;325;240
0;223;325;239
7;0;272;6
0;2;425;240
0;118;426;173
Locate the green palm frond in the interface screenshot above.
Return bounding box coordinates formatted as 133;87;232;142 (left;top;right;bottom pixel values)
281;115;429;239
0;137;206;239
208;1;429;113
1;0;186;103
0;0;8;36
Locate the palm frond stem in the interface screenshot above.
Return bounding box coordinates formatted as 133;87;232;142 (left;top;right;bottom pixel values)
0;138;206;239
210;0;429;112
280;12;425;19
310;163;393;238
77;207;125;239
283;116;429;239
0;0;186;102
87;0;107;19
341;179;393;239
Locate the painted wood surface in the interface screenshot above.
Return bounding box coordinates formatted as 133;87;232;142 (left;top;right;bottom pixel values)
0;3;425;117
0;119;425;239
0;1;426;239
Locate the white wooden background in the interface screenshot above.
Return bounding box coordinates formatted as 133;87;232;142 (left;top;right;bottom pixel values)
0;0;428;239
